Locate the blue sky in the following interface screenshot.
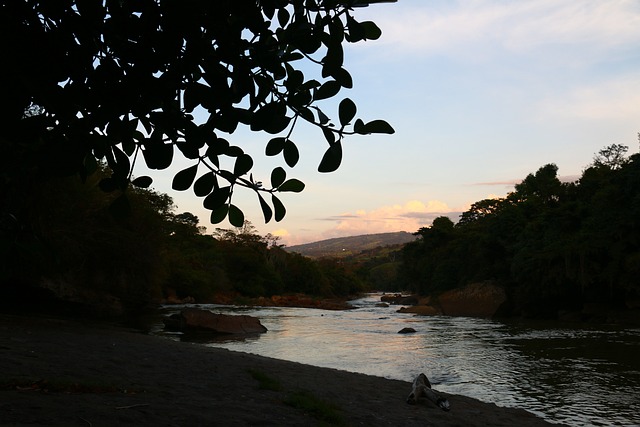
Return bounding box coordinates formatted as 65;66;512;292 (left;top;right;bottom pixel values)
137;0;640;245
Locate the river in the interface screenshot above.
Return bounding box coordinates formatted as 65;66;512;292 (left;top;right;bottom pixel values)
154;294;640;426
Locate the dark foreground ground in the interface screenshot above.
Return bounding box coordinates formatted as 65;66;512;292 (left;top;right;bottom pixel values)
0;314;563;426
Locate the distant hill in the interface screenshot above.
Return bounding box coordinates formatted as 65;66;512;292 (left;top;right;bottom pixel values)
286;231;417;258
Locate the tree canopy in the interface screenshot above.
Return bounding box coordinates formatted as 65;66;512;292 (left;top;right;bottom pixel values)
400;141;640;318
1;0;394;229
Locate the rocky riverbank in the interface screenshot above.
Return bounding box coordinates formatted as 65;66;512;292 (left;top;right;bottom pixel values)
0;313;561;426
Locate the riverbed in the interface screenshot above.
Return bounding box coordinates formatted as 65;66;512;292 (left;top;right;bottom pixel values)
154;294;640;426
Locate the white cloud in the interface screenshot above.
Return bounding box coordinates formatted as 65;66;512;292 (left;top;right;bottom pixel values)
536;75;640;121
364;0;640;62
317;199;457;239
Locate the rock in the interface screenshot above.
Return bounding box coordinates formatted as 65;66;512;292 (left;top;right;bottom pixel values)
397;305;442;316
398;327;417;334
376;302;390;307
380;294;419;305
164;308;267;334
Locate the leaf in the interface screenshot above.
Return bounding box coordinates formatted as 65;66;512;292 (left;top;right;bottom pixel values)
339;98;357;126
316;108;330;125
318;143;343;173
233;153;253;176
131;176;153;188
278;179;305;193
332;67;353;89
266;137;286;156
283;139;300;167
353;118;365;134
228;204;245;227
257;193;273;223
272;195;286;222
346;15;366;42
322;127;335;144
203;186;231;210
111;145;131;177
172;164;198;191
277;7;290;27
314;80;340;101
193;172;216;197
271;167;286;188
225;146;244;157
142;141;173;170
322;42;344;76
210;205;229;224
361;21;383;40
356;119;395;135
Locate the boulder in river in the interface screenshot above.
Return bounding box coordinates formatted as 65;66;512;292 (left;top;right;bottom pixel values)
164;308;267;334
398;327;417;334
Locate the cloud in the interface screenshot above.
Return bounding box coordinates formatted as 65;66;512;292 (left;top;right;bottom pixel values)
535;75;640;121
314;200;460;240
271;229;290;238
364;1;640;62
470;180;520;187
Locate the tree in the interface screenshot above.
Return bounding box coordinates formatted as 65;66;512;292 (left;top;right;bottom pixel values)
1;0;395;230
591;144;629;170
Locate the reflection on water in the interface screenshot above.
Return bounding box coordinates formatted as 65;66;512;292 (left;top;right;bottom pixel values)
154;294;640;427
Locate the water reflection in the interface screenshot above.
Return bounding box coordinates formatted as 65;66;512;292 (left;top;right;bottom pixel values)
154;295;640;427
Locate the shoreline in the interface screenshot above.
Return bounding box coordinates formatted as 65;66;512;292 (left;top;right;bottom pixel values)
1;313;562;426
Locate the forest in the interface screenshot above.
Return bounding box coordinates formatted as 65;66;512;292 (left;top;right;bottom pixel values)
399;142;640;318
0;163;366;316
3;141;639;320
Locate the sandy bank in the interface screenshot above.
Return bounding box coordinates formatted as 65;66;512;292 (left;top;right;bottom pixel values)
0;314;562;426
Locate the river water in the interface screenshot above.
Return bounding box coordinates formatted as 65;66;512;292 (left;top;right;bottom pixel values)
154;294;640;426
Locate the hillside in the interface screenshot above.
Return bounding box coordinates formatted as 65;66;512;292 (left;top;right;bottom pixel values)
286;231;417;258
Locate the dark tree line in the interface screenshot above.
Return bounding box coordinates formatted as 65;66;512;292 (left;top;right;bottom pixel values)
1;163;364;315
400;142;640;317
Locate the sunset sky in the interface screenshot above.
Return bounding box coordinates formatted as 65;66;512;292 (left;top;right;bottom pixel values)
137;0;640;246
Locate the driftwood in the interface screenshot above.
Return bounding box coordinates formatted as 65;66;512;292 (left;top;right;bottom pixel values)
406;373;450;411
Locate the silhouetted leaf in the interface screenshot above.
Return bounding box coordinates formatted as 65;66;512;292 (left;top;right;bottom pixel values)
257;193;273;223
228;204;245;227
172;164;198;191
194;172;216;197
318;143;342;173
355;119;395;135
210;205;229;224
226;146;244;157
266;137;286;156
316;108;330;125
314;80;340;101
278;179;305;193
332;67;353;89
131;176;153;188
339;98;357;126
283;140;300;167
272;195;286;222
142;141;173;170
361;21;382;40
322;127;335;144
353;118;365;134
234;153;253;176
271;167;286;188
203;186;231;210
111;145;130;177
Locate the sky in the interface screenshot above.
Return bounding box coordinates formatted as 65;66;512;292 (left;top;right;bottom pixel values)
137;0;640;246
